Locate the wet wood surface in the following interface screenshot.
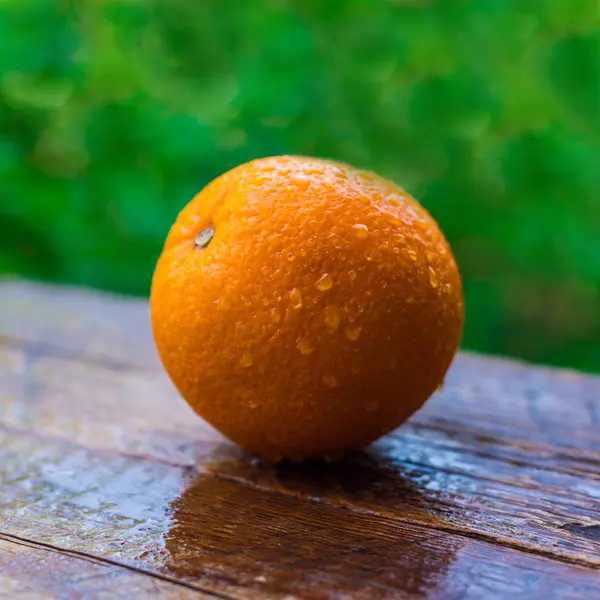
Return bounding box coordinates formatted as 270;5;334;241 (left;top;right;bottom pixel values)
0;278;599;599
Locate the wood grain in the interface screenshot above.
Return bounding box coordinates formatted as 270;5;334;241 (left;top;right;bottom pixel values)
0;538;209;599
0;279;599;599
1;425;599;600
1;343;599;567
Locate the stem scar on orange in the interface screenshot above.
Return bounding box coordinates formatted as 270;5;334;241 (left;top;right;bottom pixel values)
150;155;464;462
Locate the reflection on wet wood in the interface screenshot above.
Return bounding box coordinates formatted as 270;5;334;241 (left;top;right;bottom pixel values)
0;279;599;599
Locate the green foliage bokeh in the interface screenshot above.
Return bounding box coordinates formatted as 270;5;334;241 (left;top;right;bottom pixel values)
1;0;599;371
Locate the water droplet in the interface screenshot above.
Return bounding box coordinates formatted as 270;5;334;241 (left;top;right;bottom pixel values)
287;252;295;261
297;338;313;354
352;224;369;239
240;352;253;368
428;267;438;288
349;270;357;281
407;296;415;303
382;280;388;289
194;224;215;249
269;308;281;323
324;306;341;330
357;171;378;184
366;401;378;411
392;247;401;254
323;375;339;388
435;383;444;393
248;400;258;409
408;250;418;261
330;236;342;249
357;304;364;313
295;174;310;191
315;273;333;291
345;325;362;341
289;288;303;309
366;253;374;262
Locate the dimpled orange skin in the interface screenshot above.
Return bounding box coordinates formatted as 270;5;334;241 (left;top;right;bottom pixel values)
150;155;463;462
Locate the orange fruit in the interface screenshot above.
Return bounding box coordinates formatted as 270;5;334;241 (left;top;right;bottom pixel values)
150;155;463;461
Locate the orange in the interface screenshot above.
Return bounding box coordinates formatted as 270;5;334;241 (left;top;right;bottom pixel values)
150;155;463;461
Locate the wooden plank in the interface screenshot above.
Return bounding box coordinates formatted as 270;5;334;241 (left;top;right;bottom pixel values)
2;340;600;549
1;283;599;559
0;426;599;600
0;279;160;369
1;343;600;567
1;280;600;597
0;538;211;599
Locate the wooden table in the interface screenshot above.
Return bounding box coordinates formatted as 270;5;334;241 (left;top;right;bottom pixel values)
0;279;598;599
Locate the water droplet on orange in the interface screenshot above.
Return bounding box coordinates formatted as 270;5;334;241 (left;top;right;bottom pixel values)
428;267;438;288
295;174;310;191
349;270;357;281
297;338;313;354
324;306;341;330
345;325;362;341
289;288;303;309
315;273;333;291
352;224;369;239
240;352;253;368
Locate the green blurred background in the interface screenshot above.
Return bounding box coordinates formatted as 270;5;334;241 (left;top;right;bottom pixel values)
1;1;599;372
